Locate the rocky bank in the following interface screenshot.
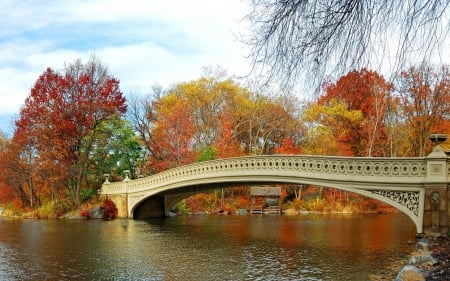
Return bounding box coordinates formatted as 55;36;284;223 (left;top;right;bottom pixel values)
395;236;449;281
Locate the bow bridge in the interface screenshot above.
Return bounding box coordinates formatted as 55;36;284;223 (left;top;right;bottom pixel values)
101;140;450;235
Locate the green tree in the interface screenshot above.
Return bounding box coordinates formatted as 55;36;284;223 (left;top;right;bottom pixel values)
90;118;143;183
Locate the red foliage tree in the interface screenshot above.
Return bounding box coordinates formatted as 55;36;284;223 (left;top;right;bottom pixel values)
319;68;393;156
274;138;302;155
214;112;245;158
13;57;126;206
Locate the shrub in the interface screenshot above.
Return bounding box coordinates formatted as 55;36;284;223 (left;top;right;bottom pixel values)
37;201;55;219
79;208;91;219
103;198;118;219
53;198;73;217
290;198;307;211
175;200;190;215
234;196;249;209
12;198;23;212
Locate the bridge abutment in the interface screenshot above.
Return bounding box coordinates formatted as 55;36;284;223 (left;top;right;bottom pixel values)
101;194;128;218
423;141;449;235
423;186;448;235
447;185;450;235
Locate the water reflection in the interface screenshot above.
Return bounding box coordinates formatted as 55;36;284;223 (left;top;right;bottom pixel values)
0;213;415;280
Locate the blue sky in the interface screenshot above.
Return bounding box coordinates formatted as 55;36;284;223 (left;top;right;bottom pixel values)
0;0;252;136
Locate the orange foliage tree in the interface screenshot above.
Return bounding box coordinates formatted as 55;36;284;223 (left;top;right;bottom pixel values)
317;68;393;156
145;75;303;172
149;97;196;172
395;63;450;156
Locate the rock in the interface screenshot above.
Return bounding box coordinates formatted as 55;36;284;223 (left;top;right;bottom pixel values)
395;265;425;281
90;206;104;219
417;241;430;251
408;254;438;266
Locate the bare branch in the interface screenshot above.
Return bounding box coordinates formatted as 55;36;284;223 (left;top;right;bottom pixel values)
242;0;450;91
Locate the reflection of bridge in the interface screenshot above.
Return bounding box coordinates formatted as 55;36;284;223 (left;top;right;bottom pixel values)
101;142;450;235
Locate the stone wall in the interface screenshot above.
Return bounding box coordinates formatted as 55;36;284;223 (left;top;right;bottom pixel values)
448;185;450;233
100;194;128;218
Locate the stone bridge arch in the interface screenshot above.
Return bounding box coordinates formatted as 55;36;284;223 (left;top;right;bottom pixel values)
128;172;424;231
101;148;450;235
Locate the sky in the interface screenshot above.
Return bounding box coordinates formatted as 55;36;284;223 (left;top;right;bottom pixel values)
0;0;252;136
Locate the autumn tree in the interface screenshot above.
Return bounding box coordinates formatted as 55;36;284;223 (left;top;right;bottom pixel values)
316;69;392;156
170;77;252;149
214;111;246;158
0;134;40;209
243;0;449;89
149;95;196;173
395;63;450;156
238;94;303;155
0;133;15;204
146;76;253;171
303;99;363;156
14;57;126;207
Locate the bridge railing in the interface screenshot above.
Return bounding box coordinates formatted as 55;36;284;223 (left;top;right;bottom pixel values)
101;155;429;195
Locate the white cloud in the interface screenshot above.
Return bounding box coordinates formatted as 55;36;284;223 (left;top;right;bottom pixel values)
0;0;252;134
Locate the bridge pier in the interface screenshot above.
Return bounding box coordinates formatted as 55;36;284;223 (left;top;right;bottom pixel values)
422;139;449;235
423;186;449;235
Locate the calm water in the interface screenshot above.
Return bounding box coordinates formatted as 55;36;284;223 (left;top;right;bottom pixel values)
0;213;416;281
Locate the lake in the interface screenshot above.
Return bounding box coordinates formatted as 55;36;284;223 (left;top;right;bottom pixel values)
0;213;416;280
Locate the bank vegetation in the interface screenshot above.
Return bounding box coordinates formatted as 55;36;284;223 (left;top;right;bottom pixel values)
0;57;449;218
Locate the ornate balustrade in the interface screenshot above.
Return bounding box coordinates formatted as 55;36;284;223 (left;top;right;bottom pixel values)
101;155;428;195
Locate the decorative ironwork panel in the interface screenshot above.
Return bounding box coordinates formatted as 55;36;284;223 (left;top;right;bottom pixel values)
371;190;420;217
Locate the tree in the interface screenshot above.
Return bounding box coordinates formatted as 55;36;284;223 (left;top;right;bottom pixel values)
395;63;450;156
146;76;255;169
303;99;363;156
238;94;303;155
170;77;245;149
90;118;143;182
317;69;392;156
149;96;197;172
0;133;16;204
14;56;126;206
126;86;164;167
214;111;245;158
243;0;449;89
0;136;39;208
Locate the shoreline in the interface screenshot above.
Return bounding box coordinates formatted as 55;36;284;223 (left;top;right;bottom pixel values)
390;236;449;281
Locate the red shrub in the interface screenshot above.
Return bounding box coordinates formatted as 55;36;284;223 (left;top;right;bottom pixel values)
103;198;118;219
79;208;91;219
